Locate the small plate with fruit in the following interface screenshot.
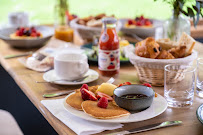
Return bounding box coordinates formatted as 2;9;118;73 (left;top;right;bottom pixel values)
63;82;167;123
81;40;133;63
0;26;54;48
119;16;163;37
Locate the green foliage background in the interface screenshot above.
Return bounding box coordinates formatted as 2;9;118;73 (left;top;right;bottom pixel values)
0;0;173;24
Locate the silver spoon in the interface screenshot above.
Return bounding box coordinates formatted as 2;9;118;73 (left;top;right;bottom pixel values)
43;77;115;98
36;75;89;83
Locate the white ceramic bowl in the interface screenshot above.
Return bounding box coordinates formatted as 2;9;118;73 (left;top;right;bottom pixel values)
0;26;54;48
119;18;163;37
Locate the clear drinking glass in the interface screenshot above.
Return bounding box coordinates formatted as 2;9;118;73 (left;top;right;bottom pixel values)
164;64;196;108
197;58;203;98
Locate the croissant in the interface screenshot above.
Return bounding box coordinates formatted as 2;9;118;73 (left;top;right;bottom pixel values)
135;37;161;58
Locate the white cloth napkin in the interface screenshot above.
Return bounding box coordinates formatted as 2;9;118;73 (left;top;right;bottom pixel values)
41;99;123;135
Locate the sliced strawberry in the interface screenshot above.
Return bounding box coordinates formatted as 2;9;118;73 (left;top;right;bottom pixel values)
145;20;151;26
118;83;124;87
142;83;152;87
96;91;113;101
36;32;41;37
80;88;97;101
118;82;132;87
97;97;108;109
88;91;97;101
124;82;131;85
80;88;89;100
31;33;37;37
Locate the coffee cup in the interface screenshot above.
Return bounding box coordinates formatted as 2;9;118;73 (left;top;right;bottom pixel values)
54;52;89;80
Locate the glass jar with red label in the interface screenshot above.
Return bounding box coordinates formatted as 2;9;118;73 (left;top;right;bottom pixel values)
98;17;119;76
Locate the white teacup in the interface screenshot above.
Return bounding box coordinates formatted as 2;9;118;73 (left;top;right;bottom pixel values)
54;52;89;80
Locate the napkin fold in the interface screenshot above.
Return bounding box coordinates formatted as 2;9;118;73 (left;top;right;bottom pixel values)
41;99;123;135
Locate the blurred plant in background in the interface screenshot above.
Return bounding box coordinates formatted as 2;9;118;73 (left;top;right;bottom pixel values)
154;0;203;41
54;0;68;26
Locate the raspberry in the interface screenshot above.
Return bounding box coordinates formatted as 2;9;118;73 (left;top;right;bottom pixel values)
80;84;88;92
97;97;108;109
128;19;133;25
142;83;152;87
136;21;142;26
140;15;144;20
96;91;113;101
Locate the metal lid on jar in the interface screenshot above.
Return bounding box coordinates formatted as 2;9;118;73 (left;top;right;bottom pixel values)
102;17;117;24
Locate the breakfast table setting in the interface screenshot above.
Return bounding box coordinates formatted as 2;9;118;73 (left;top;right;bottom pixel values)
1;0;203;135
0;33;203;135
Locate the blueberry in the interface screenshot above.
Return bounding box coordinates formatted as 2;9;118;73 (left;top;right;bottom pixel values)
24;30;30;36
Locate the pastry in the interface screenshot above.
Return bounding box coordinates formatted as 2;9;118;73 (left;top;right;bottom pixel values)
86;19;102;27
77;14;113;27
156;38;179;50
178;32;196;56
135;37;160;58
168;46;187;58
156;50;175;59
82;101;130;119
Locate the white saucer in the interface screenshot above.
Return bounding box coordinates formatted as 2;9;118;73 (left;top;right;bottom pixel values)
63;92;168;123
43;69;99;85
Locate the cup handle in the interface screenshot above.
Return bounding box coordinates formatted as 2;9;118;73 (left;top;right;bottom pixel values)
78;61;89;75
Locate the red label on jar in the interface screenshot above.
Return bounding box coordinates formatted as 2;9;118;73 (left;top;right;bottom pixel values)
98;49;120;71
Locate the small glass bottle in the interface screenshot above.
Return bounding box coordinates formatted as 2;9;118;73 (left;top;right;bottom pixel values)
98;17;120;76
54;0;74;42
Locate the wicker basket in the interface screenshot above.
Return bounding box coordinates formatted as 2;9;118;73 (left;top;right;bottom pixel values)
124;45;198;86
70;18;122;40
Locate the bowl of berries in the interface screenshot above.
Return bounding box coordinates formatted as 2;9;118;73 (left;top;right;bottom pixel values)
0;26;54;48
119;16;163;37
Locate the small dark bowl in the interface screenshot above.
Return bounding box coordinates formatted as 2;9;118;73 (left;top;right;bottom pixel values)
114;84;154;111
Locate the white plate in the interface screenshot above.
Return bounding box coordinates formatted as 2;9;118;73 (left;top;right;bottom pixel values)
0;26;54;48
63;92;168;123
119;19;163;37
43;69;99;85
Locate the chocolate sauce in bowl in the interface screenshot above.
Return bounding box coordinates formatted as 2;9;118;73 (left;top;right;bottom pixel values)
121;94;147;99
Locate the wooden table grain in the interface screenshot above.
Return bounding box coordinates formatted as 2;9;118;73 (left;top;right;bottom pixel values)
0;39;203;135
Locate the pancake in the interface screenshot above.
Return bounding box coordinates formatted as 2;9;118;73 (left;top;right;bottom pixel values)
82;101;130;119
66;92;83;110
66;85;99;110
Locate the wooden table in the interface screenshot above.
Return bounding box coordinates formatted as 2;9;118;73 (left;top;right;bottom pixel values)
0;39;203;135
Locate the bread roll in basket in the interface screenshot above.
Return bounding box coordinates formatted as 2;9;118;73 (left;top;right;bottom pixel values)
124;43;197;86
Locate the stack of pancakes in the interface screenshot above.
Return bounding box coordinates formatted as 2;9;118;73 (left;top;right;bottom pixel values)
66;85;130;119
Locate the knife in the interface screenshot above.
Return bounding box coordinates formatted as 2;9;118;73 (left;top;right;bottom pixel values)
4;51;33;59
106;121;182;135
